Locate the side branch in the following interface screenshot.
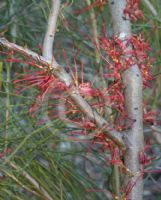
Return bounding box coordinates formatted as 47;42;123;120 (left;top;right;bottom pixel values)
0;37;125;150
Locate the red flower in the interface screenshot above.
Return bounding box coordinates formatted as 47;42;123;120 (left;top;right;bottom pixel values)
103;81;125;114
100;33;154;87
124;0;144;21
14;71;66;115
139;141;156;169
79;82;102;98
143;110;159;125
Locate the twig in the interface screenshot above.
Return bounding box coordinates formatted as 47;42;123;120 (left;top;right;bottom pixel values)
142;0;158;17
111;165;121;199
85;0;100;64
109;0;144;199
142;0;161;22
0;37;125;150
5;0;17;149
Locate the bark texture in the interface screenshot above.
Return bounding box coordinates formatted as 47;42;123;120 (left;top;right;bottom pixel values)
43;0;61;60
109;0;144;199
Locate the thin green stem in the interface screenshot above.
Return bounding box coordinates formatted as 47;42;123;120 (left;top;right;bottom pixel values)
86;0;100;64
111;165;121;199
5;0;17;149
5;62;11;148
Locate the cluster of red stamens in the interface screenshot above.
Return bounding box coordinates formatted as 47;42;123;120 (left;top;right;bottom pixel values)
124;0;144;21
100;33;154;85
139;141;156;168
14;70;67;116
99;32;154;132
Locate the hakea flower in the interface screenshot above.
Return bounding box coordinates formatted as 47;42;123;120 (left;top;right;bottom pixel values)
14;71;66;116
100;35;132;74
74;120;97;136
113;113;135;132
124;0;144;21
86;132;114;154
69;130;115;156
100;32;154;131
100;36;124;64
63;48;103;100
130;33;151;53
14;71;56;94
123;141;160;199
130;34;154;84
78;82;102;98
102;81;132;131
104;81;125;112
85;133;129;171
100;33;154;85
100;38;125;113
109;147;124;167
129;34;152;63
123;141;157;199
143;110;159;125
139;141;156;168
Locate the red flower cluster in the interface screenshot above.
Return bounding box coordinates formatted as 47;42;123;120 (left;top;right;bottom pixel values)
85;132;124;165
99;36;130;130
103;81;125;112
79;82;101;98
139;141;155;168
14;71;66;116
124;0;144;21
100;33;154;85
144;110;158;125
99;33;154;130
129;34;154;86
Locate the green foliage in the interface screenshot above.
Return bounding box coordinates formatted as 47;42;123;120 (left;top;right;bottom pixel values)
0;0;161;199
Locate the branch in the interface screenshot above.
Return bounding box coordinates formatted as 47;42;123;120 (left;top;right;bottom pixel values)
142;0;161;22
43;0;61;60
0;37;125;150
109;1;144;199
41;0;62;128
142;0;158;17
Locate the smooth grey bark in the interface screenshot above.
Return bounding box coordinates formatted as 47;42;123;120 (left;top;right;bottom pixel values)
43;0;61;60
109;0;144;199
